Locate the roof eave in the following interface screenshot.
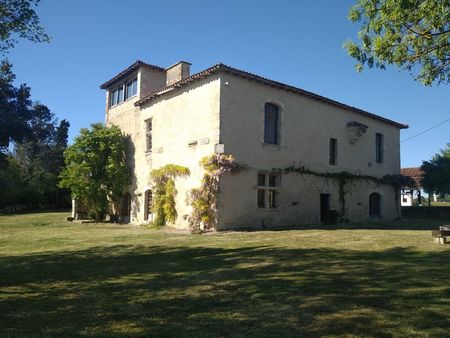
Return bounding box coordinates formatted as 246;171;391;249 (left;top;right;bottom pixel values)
134;63;408;129
99;60;165;90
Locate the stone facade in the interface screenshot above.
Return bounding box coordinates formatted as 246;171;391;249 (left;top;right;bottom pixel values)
101;60;407;229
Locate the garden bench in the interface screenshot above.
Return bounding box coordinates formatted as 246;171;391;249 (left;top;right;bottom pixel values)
432;225;450;244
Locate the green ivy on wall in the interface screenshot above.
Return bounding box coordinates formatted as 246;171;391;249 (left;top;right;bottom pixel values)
276;164;415;219
186;154;241;233
150;164;190;227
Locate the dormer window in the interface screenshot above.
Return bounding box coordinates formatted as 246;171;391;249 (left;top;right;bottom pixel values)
110;77;137;107
125;78;137;100
117;86;124;104
111;88;119;106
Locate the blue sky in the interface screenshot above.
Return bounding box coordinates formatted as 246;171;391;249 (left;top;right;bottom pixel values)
7;0;449;167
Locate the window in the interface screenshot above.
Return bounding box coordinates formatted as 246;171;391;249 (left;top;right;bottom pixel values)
257;189;265;208
146;119;152;152
109;77;137;107
257;172;280;209
329;138;337;165
375;133;383;163
110;88;118;106
117;85;124;104
258;173;266;186
264;103;279;144
125;77;137;100
144;190;153;221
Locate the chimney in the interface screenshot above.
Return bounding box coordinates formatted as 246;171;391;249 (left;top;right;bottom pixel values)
165;61;191;86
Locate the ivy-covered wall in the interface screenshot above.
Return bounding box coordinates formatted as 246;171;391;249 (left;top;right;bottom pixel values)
217;168;399;229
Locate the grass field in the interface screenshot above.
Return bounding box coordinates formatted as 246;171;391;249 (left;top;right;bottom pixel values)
1;212;449;337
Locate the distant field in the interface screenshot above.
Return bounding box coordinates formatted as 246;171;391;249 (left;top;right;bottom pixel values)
432;201;450;206
1;212;449;337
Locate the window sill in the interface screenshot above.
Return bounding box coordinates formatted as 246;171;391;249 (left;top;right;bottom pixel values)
124;94;137;103
109;95;137;109
262;142;283;150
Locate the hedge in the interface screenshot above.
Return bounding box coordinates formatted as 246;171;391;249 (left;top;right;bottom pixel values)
402;206;450;219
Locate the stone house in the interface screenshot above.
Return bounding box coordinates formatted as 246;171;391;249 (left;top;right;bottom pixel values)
100;60;408;229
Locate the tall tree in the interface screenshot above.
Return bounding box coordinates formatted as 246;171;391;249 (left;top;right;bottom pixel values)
344;0;450;86
1;0;49;154
0;0;49;56
59;124;131;220
0;155;30;209
14;104;70;208
0;60;33;159
421;143;450;198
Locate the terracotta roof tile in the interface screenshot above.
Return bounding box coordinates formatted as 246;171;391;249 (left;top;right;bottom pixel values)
134;63;408;129
401;167;424;188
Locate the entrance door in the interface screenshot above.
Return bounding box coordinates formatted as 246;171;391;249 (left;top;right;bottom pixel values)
121;193;131;223
320;194;330;223
369;193;381;218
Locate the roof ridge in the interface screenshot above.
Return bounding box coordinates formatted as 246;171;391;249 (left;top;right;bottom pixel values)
99;60;164;89
135;62;408;129
134;63;223;105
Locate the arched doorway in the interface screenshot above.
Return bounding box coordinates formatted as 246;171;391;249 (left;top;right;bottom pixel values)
144;190;153;221
121;193;131;223
369;193;381;218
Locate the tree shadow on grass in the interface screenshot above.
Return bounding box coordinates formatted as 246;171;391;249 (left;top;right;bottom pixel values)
0;245;449;337
230;218;450;232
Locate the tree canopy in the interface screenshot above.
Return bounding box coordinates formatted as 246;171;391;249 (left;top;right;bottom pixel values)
0;0;49;55
13;104;70;208
421;143;450;197
420;143;450;196
345;0;450;86
59;124;130;220
0;60;33;157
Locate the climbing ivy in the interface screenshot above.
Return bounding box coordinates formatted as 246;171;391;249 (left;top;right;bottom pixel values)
150;164;190;227
186;154;240;233
276;164;415;219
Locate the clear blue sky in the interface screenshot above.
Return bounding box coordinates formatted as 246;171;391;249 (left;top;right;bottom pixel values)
7;0;449;167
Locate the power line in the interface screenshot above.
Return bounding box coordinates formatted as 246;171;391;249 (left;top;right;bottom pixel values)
401;117;450;143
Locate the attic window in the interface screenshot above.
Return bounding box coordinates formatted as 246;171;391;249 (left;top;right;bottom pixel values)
125;78;137;100
110;77;137;107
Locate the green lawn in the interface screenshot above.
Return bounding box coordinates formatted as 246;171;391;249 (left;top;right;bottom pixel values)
1;212;449;337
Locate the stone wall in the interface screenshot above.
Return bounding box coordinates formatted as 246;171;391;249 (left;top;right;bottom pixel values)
217;73;402;228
